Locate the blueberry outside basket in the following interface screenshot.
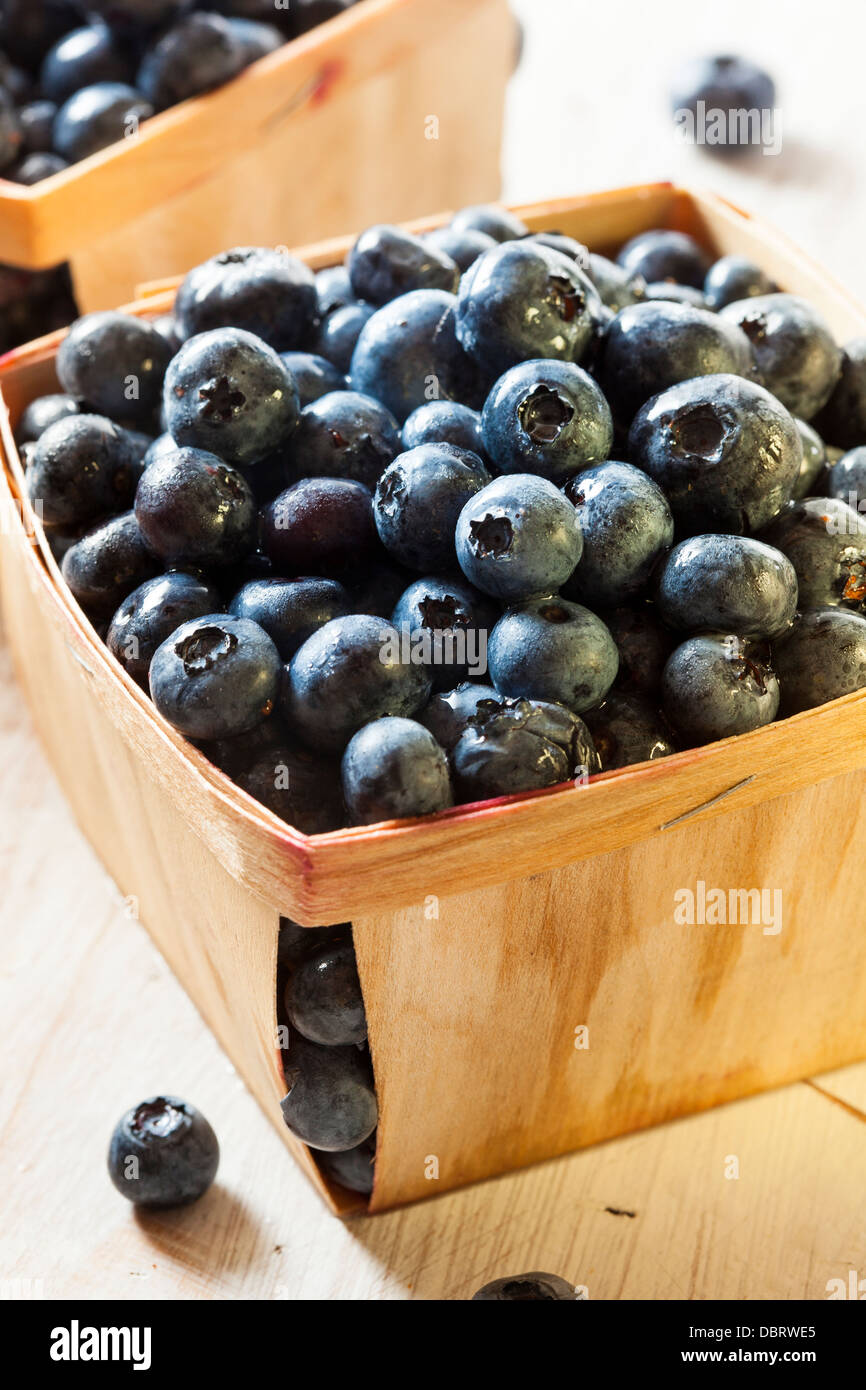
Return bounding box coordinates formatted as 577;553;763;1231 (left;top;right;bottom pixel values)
2;183;866;1216
0;0;514;313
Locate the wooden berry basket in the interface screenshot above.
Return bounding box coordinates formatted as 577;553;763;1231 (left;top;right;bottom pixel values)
3;183;866;1217
0;0;513;313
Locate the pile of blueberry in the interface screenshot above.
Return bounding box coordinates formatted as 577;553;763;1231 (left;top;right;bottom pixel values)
20;206;866;842
0;1;359;184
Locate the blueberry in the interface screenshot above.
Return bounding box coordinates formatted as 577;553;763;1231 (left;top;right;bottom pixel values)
454;241;601;379
57;311;172;427
135;446;257;567
280;1036;377;1152
136;12;247;108
451;695;599;801
616;229;711;288
342;716;452;825
163;328;299;467
774;608;866;714
277;917;350;971
0;89;22;171
317;303;376;374
661;634;779;745
584;691;676;769
761;497;866;611
261;477;378;575
402;401;487;461
814;337;866;449
61;510;159;615
350;289;473;423
53;82;153;163
562;461;674;606
317;1134;376;1196
151;313;182;352
225;16;285;64
27;413;143;527
670;55;776;152
288;389;401;489
629;374;802;534
825;446;866;514
720;294;842;421
600;301;752;422
481;359;613;483
586;252;646;312
391;574;496;690
14;392;80;446
40;23;134;104
174;247;317;353
150;613;281;739
346;558;415;619
424;224;497;273
107;571;222;686
374;443;490;571
142;430;181;468
643;281;708;309
107;1096;219;1208
449;204;530;243
347;224;459;306
455;473;583;602
229;577;350;660
604;602;676;696
17;99;59;153
285;936;366;1044
233;740;346;833
417;680;499;752
279;351;345;408
793;418;828;499
704;254;777;311
8;151;68;182
315;264;354;317
656;535;797;639
472;1272;577;1301
525;231;590;265
284;614;432;754
488;596;618;713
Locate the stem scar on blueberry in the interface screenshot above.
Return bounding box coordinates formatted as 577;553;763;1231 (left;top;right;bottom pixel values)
469;513;514;557
199;377;246;421
669;404;730;460
518;384;574;444
418;595;470;630
130;1097;186;1138
547;274;584;323
176;626;238;674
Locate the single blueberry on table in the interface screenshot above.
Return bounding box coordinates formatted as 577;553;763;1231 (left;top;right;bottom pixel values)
107;1096;219;1208
233;739;346;833
288;389;401;490
107;571;222;687
347;224;459;306
52;82;153;163
585;252;646;312
150;613;281;740
616;229;712;288
481;359;613;483
670;55;776;153
449;203;530;243
284;614;432;754
703;254;777;311
280;1035;377;1152
655;535;798;639
562;461;674;607
279;351;345;408
451;696;600;802
472;1272;578;1301
720;293;842;421
391;574;497;690
61;510;160;615
402;400;487;462
173;247;317;352
27;413;143;527
793;418;828;499
374;442;490;572
57;311;172;427
317;302;376;374
350;289;473;424
761;497;866;611
14;392;80;446
454;240;601;379
599;300;753;423
814;337;866;450
488;596;619;714
773;608;866;715
163;327;300;466
135;446;257;567
418;680;500;753
317;1134;376;1197
629;373;802;535
661;634;780;746
136;12;248;109
455;473;583;603
341;716;453;825
229;577;350;661
424;224;497;273
584;691;676;770
40;23;134;104
261;477;378;576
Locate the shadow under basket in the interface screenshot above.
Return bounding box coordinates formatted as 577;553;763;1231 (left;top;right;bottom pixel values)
3;184;866;1216
0;0;513;313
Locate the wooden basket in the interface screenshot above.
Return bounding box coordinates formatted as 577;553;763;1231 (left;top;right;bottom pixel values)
3;184;866;1217
0;0;513;312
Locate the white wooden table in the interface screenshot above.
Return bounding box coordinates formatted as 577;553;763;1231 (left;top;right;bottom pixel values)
2;0;866;1301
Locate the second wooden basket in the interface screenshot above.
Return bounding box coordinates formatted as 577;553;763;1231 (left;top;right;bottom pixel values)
2;184;866;1215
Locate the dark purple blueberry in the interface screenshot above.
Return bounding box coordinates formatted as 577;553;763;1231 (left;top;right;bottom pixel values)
793;418;827;499
814;337;866;450
17;100;58;154
61;510;160;615
317;302;376;375
670;55;776;154
424;224;497;273
107;1095;219;1208
350;289;473;424
604;603;675;697
233;740;346;833
586;252;646;312
279;351;345;408
261;477;377;576
135;446;257;567
449;204;530;243
8;151;68;182
288;389;401;489
402;400;487;462
27;413;143;527
277;918;351;970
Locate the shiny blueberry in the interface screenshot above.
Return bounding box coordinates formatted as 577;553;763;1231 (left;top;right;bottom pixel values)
604;603;676;697
284;939;367;1045
761;497;866;611
229;576;350;660
661;634;779;745
456;473;583;602
107;571;222;686
288;389;401;489
616;229;711;288
57;311;172;427
814;337;866;450
563;461;674;606
233;739;345;833
584;691;676;770
347;224;459;306
656;534;797;638
488;596;618;714
108;1096;219;1208
317;302;376;374
61;510;159;616
374;443;490;572
135;446;257;567
280;1035;377;1152
481;359;613;483
150;613;281;739
173;247;317;351
53;82;153;163
703;254;777;311
793;418;828;499
391;574;497;689
774;608;866;714
317;1134;376;1196
449;203;530;243
451;695;599;801
40;23;134;104
418;680;499;753
14;392;80;446
27;413;143;527
424;224;497;272
341;716;453;825
136;12;247;108
586;252;646;312
402;400;487;461
350;289;472;423
720;293;842;421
